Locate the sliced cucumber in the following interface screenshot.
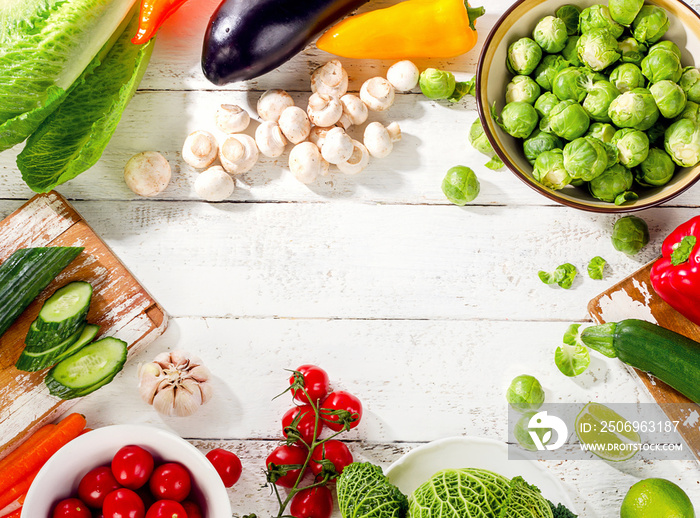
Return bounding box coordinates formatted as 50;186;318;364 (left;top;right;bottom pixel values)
15;324;86;372
34;281;93;340
46;337;127;400
25;319;79;350
52;324;100;365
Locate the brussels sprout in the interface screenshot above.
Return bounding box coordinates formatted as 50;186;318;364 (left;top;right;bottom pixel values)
548;99;590;140
507;37;543;75
637;147;676;185
552;67;588;101
664;118;700;167
468;118;494;155
641;48;682;84
612;128;650;167
539;263;577;288
533;55;571;91
582;80;620;122
675;101;700;123
563;136;609;180
611;216;649;255
649;40;682;59
561;36;581;66
506;75;541;104
442;166;480;205
632;5;670;44
680;67;700;103
586;122;617;143
514;412;552;451
588;256;607;279
533;16;568;54
609;63;645;93
576;29;621;71
533;149;571;189
608;88;659;131
534;91;560;118
609;0;643;26
506;374;545;412
499;101;538;138
590;163;634;202
556;5;581;35
419;68;456;99
618;37;647;65
650;80;687;118
579;5;624;38
523;130;563;164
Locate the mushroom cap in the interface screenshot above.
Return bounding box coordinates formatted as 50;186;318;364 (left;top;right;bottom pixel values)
216;104;251;133
364;122;393;159
386;60;420;92
182;130;218;169
337;140;370;175
278;106;311;144
311;59;349;97
195;165;235;201
219;134;259;174
289;142;324;184
360;77;395;112
338;94;369;129
308;126;336;149
307;93;343;127
257;89;295;122
255;121;288;158
321;127;354;164
124;151;172;197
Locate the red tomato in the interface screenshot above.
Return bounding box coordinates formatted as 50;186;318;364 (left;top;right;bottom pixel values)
181;501;204;518
144;500;187;518
290;486;333;518
265;444;308;488
102;488;145;518
320;391;363;431
149;463;191;502
78;466;122;508
52;497;91;518
282;405;323;445
310;440;353;477
111;445;155;490
290;365;330;404
206;448;242;488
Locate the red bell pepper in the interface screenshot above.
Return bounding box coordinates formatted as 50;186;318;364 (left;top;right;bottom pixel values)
132;0;192;44
650;215;700;326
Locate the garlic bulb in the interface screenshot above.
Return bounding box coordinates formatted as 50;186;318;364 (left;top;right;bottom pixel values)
138;351;212;417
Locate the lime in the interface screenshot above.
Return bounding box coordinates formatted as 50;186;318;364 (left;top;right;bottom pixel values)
575;402;640;461
621;478;695;518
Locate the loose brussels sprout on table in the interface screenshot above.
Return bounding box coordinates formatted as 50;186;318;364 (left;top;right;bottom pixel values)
611;216;649;255
664;118;700;167
608;0;643;26
556;4;581;35
608;88;659;131
534;54;571;91
680;67;700;103
612;127;649;167
419;68;456;99
582;80;620;122
469;119;505;170
632;5;669;44
563;136;609;181
506;75;541;104
587;122;617;143
533;149;571;189
534;91;560;118
589;163;634;202
506;374;545;412
533;15;568;53
618;37;647;65
508;37;543;75
579;5;624;38
523;130;563;164
442;166;480;205
547;99;590;140
609;63;646;93
637;147;676;185
498;101;539;138
576;29;621;71
650;80;687;118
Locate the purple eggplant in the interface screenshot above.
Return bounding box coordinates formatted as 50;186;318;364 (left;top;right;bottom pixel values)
202;0;369;85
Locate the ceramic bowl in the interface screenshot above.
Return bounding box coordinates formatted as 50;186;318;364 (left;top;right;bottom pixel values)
476;0;700;212
23;424;232;517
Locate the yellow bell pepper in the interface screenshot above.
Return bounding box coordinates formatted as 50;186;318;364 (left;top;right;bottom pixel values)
316;0;485;60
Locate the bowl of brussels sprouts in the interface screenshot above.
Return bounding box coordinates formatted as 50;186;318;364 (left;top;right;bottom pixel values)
476;0;700;212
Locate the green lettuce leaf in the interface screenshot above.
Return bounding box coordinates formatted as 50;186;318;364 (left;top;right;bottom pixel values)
17;11;154;193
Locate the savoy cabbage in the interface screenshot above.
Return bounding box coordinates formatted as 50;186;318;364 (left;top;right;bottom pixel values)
337;462;409;518
498;477;553;518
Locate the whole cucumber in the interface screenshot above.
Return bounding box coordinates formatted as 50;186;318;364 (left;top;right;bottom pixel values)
202;0;368;85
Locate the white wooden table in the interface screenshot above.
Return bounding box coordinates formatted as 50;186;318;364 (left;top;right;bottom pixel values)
2;0;700;515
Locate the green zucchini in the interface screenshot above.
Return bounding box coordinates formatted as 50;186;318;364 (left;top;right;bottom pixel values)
15;324;86;372
46;337;127;400
582;319;700;403
0;247;84;338
34;281;93;340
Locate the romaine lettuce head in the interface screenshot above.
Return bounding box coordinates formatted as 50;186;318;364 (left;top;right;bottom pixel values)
409;468;510;518
499;476;554;518
337;462;408;518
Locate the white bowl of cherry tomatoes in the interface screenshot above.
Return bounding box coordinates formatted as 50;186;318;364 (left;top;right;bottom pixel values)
23;424;233;518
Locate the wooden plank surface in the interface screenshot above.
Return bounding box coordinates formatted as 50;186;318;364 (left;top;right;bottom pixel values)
0;193;168;457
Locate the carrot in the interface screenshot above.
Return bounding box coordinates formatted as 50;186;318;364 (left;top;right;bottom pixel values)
0;499;21;518
78;427;93;436
0;469;38;510
5;509;20;518
0;413;85;495
0;424;55;471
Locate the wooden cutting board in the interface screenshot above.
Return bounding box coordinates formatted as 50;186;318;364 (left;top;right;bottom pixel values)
0;192;168;458
588;262;700;462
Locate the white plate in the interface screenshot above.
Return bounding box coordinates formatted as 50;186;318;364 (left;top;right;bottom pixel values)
384;436;577;512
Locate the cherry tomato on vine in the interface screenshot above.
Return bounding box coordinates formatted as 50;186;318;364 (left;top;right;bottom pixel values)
310;440;353;477
78;466;121;508
102;488;145;518
149;463;191;502
282;405;323;445
289;486;333;518
52;497;91;518
145;500;187;518
181;501;204;518
320;391;363;431
290;365;330;404
206;448;242;487
265;444;308;488
111;445;154;490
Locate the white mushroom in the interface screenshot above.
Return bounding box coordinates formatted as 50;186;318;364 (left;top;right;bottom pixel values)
219;134;259;174
364;121;401;158
215;104;250;133
337;140;370;175
321;127;353;164
360;77;395;111
311;60;349;97
195;166;235;201
289;142;327;184
257;89;294;122
182;130;218;169
337;94;369;129
279;106;311;144
124;151;171;197
308;126;336;150
255;122;287;158
386;60;420;92
306;93;343;127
